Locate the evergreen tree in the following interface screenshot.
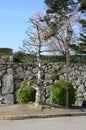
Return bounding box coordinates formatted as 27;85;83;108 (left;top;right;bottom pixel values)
44;0;79;56
44;0;85;108
70;0;86;56
44;0;75;14
79;0;86;10
79;0;86;54
79;19;86;54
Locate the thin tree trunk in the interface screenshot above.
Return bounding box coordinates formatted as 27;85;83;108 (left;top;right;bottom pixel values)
35;25;43;106
35;62;43;105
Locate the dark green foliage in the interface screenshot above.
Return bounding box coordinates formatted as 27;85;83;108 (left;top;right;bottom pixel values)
14;51;29;63
14;51;36;63
41;55;66;62
79;20;86;54
44;0;77;56
50;80;76;106
16;87;36;104
0;48;13;57
41;55;86;63
13;52;86;63
80;19;86;28
70;0;86;55
44;0;70;13
70;19;86;56
79;0;86;10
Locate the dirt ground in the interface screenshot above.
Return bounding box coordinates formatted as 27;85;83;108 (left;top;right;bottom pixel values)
0;103;86;118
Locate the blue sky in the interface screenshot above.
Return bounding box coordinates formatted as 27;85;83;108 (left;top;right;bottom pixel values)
0;0;45;52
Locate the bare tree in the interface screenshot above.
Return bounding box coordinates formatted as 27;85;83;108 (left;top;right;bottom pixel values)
43;11;80;56
21;12;49;106
21;9;80;107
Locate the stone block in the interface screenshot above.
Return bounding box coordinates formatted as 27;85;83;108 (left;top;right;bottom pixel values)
2;74;14;94
3;94;14;104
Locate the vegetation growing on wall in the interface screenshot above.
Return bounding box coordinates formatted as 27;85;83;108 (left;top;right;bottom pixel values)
13;51;86;63
0;48;13;57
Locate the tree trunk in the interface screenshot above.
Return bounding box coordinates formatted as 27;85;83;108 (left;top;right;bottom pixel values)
35;62;43;105
35;26;43;105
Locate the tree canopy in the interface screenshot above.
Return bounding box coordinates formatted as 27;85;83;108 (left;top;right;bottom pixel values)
44;0;75;14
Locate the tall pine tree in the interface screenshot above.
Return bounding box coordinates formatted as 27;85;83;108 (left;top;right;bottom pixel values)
70;0;86;57
44;0;79;55
79;19;86;54
79;0;86;54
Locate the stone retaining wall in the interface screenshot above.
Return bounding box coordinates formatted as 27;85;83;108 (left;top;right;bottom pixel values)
0;62;86;106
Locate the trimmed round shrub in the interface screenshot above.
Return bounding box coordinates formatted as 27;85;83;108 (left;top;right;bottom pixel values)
16;87;36;104
0;48;13;57
50;80;76;106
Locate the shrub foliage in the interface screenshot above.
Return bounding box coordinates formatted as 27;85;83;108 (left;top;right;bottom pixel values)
16;87;36;103
50;80;76;106
0;48;13;57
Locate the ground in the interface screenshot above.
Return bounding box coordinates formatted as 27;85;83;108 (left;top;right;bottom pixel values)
0;103;86;120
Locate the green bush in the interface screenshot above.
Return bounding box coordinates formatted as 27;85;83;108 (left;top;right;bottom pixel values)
13;51;27;63
50;80;76;106
16;87;36;104
0;48;13;57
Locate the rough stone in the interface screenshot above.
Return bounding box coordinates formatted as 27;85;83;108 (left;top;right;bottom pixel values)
2;74;14;94
7;68;13;75
85;82;86;88
0;61;86;106
75;80;81;87
3;94;14;104
46;98;52;104
77;85;85;93
0;80;1;87
75;99;83;106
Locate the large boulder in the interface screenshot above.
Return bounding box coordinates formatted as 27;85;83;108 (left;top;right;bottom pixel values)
2;74;14;94
3;94;14;104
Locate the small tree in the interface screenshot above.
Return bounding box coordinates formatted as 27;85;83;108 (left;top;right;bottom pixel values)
44;0;79;109
44;0;81;56
21;12;50;106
